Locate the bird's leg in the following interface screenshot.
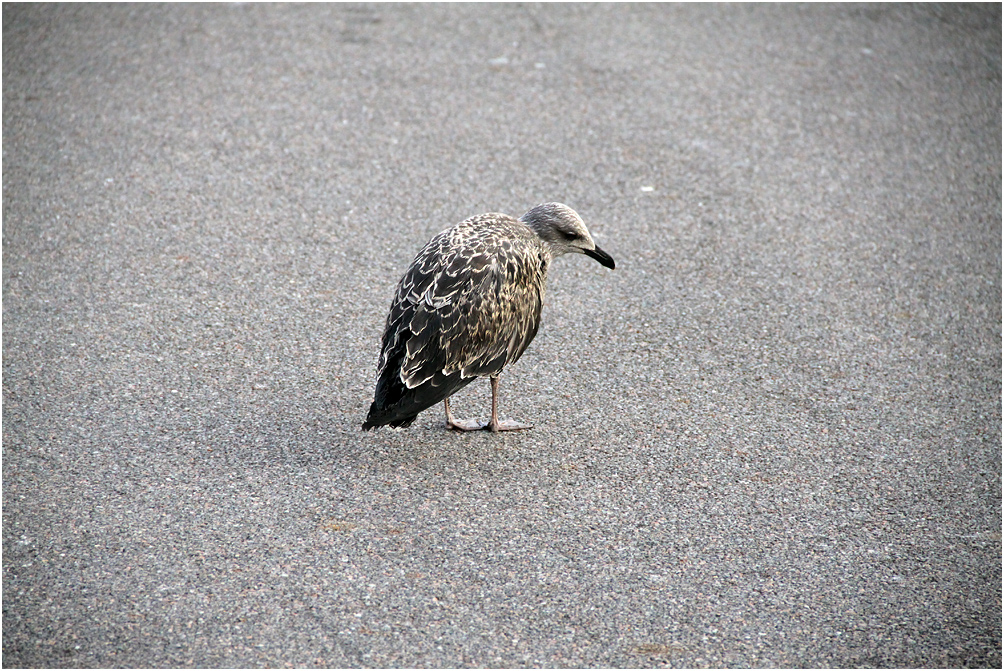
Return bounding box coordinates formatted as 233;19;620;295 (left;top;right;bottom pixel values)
486;375;533;432
444;397;485;431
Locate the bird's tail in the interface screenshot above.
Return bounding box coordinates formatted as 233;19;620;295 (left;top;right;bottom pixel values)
361;402;418;430
361;360;475;431
362;344;410;429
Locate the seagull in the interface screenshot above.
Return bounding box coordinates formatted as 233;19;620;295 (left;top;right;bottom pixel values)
362;202;615;432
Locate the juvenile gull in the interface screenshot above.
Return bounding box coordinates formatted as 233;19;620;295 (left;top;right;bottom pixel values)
362;202;615;432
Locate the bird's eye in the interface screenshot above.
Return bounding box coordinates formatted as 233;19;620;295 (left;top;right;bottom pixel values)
561;231;578;241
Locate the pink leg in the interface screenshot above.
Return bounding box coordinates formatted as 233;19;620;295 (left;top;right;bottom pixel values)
444;397;485;431
486;376;532;432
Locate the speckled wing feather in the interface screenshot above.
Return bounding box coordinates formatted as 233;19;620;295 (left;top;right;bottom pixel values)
406;215;546;383
363;214;548;428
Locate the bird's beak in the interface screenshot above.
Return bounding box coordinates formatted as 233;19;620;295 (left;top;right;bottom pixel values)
584;244;615;269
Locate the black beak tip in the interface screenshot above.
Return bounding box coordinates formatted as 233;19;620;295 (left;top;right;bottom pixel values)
586;245;616;270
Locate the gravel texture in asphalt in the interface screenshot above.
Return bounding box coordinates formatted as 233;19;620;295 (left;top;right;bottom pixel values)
3;3;1001;668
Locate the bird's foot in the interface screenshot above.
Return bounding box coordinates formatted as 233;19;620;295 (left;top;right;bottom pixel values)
446;417;488;431
487;419;533;432
446;418;533;432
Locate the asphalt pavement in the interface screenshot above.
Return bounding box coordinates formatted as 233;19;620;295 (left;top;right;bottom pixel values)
2;3;1000;668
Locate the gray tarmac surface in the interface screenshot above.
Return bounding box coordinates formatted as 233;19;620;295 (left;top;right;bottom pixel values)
2;3;1001;668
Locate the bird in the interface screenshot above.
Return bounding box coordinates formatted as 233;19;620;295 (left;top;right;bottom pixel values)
361;202;615;432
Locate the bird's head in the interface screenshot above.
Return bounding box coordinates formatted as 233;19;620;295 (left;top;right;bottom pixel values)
520;202;615;269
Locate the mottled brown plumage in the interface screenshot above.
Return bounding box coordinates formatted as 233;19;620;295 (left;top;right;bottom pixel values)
362;203;614;432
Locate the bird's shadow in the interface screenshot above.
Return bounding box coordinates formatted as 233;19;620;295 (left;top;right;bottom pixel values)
184;390;543;476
